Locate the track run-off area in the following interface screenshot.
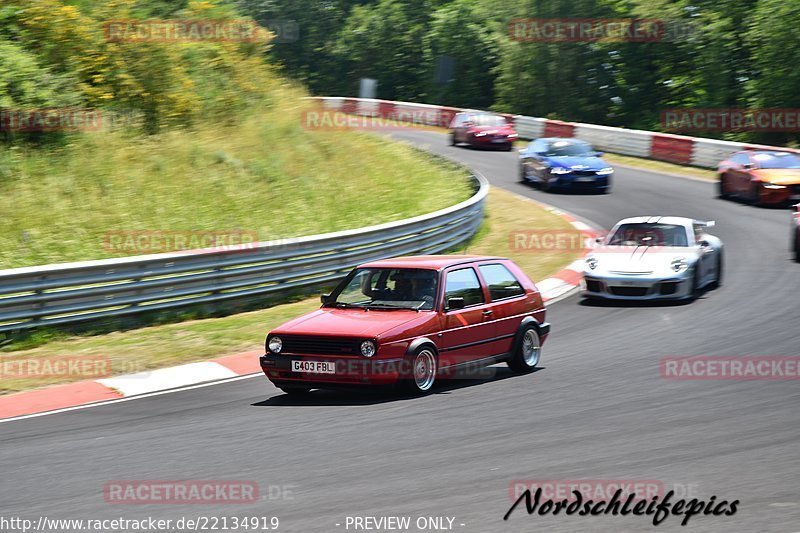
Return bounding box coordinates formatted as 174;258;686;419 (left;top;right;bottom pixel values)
1;128;798;533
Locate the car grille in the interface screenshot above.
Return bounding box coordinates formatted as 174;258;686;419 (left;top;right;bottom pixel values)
281;335;360;355
572;169;597;176
609;286;649;297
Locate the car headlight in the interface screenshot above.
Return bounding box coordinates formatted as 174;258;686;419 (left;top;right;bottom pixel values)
585;256;598;270
550;167;572;174
267;336;283;354
596;167;614;175
508;133;518;138
671;257;689;273
474;132;487;137
360;340;376;358
763;183;786;189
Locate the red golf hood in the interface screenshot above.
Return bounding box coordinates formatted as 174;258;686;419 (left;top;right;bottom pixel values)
270;307;430;339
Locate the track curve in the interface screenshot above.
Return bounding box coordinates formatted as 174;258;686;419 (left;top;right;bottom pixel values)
0;129;798;533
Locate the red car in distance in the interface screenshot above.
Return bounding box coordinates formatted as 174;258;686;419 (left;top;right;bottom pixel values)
260;255;549;395
718;150;800;206
449;112;518;151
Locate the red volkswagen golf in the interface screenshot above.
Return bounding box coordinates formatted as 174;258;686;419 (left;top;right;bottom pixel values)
260;255;550;395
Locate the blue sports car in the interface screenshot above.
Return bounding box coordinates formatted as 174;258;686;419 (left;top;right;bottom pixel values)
519;137;613;193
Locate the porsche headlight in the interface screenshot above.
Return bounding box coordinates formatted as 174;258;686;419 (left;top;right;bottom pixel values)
585;256;598;270
550;167;572;174
596;167;614;175
360;340;376;358
267;336;283;354
763;183;786;189
671;257;689;273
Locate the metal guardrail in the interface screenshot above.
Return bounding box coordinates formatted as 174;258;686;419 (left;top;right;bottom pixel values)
0;172;488;333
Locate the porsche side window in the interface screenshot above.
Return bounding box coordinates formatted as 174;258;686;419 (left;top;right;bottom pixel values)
444;268;484;307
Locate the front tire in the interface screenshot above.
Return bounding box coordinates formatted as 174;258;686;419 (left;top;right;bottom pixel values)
400;346;438;395
508;327;541;373
449;132;456;146
718;175;729;199
710;253;723;289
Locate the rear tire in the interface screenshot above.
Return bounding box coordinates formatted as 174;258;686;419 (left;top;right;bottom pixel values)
508;326;541;374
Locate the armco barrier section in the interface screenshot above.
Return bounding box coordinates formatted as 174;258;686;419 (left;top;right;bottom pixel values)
0;173;488;333
309;96;798;169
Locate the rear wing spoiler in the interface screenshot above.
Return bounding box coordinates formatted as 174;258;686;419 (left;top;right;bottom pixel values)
694;220;715;228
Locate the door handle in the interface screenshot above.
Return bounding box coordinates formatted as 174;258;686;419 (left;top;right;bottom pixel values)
482;310;493;317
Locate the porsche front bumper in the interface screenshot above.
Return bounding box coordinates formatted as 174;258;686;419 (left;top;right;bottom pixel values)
582;270;693;300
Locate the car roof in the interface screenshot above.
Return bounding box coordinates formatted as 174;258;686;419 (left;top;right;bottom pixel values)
358;255;506;271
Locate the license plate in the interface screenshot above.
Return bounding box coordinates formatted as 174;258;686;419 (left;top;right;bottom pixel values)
292;360;336;374
491;138;506;143
619;280;636;286
575;176;596;182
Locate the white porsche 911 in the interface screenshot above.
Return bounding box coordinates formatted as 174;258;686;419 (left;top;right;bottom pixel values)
582;216;723;300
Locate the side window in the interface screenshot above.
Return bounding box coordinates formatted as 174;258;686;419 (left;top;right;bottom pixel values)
531;139;546;153
478;264;526;301
444;268;484;307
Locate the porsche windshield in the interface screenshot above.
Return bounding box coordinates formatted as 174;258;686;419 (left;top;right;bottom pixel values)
607;223;689;247
332;268;438;310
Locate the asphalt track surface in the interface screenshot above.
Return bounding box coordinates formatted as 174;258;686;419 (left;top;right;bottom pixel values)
1;129;798;533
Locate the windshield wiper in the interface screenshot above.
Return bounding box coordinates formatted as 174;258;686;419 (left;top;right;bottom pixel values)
363;303;418;310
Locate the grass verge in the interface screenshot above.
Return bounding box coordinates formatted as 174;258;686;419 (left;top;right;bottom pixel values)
0;187;581;395
0;98;471;268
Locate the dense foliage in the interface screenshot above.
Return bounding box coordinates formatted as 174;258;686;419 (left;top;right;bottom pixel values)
242;0;800;144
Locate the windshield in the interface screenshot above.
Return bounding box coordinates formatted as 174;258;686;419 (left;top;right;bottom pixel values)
607;223;689;247
543;141;594;157
752;152;800;169
471;114;507;127
331;268;438;310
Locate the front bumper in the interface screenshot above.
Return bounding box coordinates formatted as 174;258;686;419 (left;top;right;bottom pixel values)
470;135;514;148
260;353;405;386
548;173;611;190
582;271;692;300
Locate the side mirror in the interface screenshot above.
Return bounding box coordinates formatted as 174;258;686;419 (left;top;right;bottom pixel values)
698;240;710;248
321;293;332;305
743;163;754;170
595;237;604;244
595;151;605;157
447;297;465;310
